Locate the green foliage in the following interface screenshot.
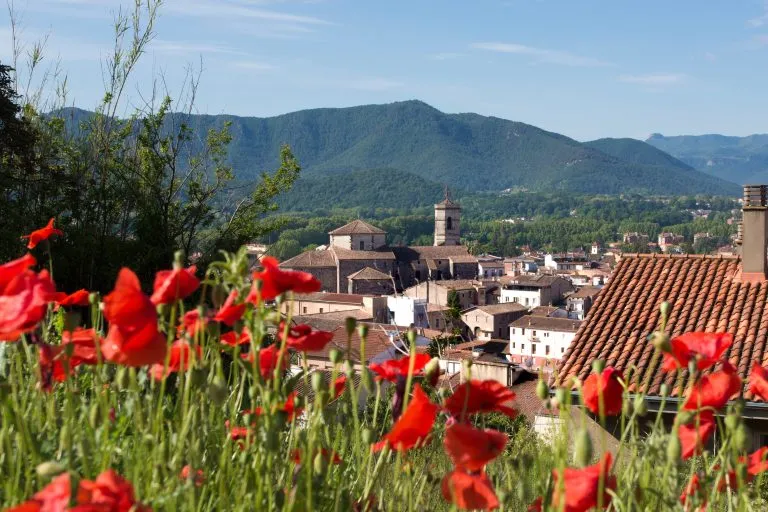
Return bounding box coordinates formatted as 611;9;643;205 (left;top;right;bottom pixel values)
59;100;741;197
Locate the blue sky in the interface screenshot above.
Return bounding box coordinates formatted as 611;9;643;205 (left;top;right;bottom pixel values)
2;0;768;141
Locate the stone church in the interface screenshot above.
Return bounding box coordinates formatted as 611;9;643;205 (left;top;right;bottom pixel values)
280;195;477;294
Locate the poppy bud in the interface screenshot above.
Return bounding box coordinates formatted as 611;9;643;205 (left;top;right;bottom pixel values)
156;303;169;316
209;376;228;406
88;292;100;305
36;461;66;478
555;387;568;407
313;451;327;475
734;425;748;452
58;424;71;455
345;317;357;337
211;285;227;309
88;404;100;429
677;410;695;425
329;348;343;365
462;359;472;381
667;431;681;463
725;413;739;432
633;395;648;416
362;367;374;391
362;428;373;444
406;329;417;347
173;250;185;270
357;324;369;339
688;359;698;378
660;301;670;319
425;357;440;387
536;379;549;401
660;383;670;397
115;367;130;390
650;331;671;353
189;368;207;388
591;359;605;374
77;437;91;462
311;372;326;394
344;360;354;377
574;429;592;467
622;397;632;417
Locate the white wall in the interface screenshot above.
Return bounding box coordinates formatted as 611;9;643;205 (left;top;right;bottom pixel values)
387;296;430;328
500;289;541;308
508;327;576;360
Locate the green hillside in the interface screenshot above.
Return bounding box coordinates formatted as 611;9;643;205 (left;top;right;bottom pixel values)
646;133;768;185
585;137;695;170
55;101;741;196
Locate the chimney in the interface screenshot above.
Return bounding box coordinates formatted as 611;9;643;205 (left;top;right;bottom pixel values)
741;185;768;283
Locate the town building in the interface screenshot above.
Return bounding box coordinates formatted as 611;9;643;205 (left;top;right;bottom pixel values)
507;316;581;371
622;232;649;245
530;306;568;318
591;242;602;256
282;292;389;324
658;232;684;252
544;253;592;272
401;280;499;310
499;275;574;308
461;303;528;340
439;340;522;387
693;232;713;245
477;256;505;279
504;256;541;276
280;194;477;293
386;295;452;332
554;185;768;447
565;286;602;320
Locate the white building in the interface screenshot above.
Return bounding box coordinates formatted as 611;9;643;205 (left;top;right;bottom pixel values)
499;275;573;309
386;296;452;331
507;316;581;371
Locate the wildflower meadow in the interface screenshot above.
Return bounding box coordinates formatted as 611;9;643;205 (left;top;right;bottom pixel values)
1;220;768;511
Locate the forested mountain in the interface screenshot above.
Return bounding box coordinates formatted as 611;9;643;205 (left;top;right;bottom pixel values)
646;133;768;185
57;101;740;197
585;137;695;171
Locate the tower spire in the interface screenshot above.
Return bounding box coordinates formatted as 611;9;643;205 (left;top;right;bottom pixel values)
444;184;450;202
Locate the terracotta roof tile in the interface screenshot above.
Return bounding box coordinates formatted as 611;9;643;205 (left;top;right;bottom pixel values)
280;250;336;268
331;247;395;261
347;267;391;280
328;219;386;235
553;254;768;401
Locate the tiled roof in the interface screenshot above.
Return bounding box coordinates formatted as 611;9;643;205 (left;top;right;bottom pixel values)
328;219;386;235
464;303;528;316
300;292;366;305
553;254;768;401
450;255;479;264
331;247;395;261
347;267;391;280
531;306;561;317
280;249;336;268
570;286;603;299
479;261;505;268
509;316;582;332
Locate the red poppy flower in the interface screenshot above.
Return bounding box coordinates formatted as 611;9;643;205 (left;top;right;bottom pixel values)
150;340;202;381
226;421;251;442
682;361;741;411
441;469;499;511
444;423;508;472
746;446;768;476
180;465;205;487
582;367;624;416
680;473;704;508
552;453;616;512
291;448;342;465
55;289;90;308
0;267;58;342
150;265;199;305
527;497;543;512
180;309;211;338
101;268;166;367
678;411;716;460
241;343;289;381
243;392;303;422
661;332;733;372
80;469;151;511
0;253;36;288
748;362;768;401
373;384;438;452
369;353;432;382
39;328;101;388
221;329;251;347
246;256;321;303
280;322;334;352
443;380;517;421
22;218;63;249
5;472;85;512
213;290;246;326
333;375;346;399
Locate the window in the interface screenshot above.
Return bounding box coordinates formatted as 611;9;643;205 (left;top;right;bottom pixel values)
544;332;550;338
525;298;530;306
521;328;525;335
521;344;525;351
512;328;515;335
447;217;453;230
561;347;565;354
319;308;324;313
532;344;536;354
435;319;440;328
533;330;537;336
512;342;515;349
498;328;502;337
303;307;307;314
546;345;550;355
359;240;365;250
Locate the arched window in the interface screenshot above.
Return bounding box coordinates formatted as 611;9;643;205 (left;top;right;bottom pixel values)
446;216;453;230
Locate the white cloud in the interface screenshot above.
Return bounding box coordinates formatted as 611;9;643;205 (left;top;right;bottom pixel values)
231;60;276;71
747;1;768;27
164;0;331;25
704;52;717;61
345;78;404;91
470;42;610;67
617;73;686;85
429;52;465;61
151;40;246;56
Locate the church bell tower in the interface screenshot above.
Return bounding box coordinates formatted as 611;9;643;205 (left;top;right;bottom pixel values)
434;186;461;246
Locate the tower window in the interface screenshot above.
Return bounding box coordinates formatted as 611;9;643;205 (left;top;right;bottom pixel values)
446;217;453;230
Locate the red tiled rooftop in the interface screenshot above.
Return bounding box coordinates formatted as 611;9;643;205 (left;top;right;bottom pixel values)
553;253;768;402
